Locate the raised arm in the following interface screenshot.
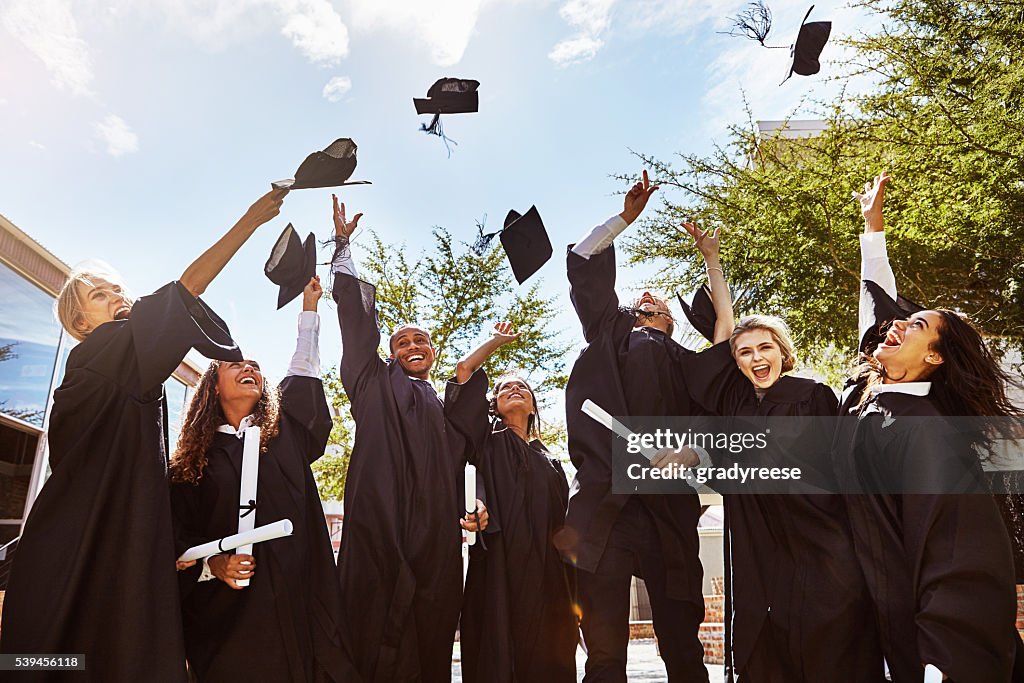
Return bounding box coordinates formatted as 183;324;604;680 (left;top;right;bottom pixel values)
286;276;323;379
682;222;733;344
328;194;386;396
854;173;896;343
568;171;659;340
179;188;288;297
454;322;521;384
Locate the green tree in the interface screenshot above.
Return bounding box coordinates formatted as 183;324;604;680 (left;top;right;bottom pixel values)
311;226;572;500
624;0;1024;381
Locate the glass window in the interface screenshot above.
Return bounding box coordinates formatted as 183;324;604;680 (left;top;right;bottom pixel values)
165;377;189;452
0;262;62;428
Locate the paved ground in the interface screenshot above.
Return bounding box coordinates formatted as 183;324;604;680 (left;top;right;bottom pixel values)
452;640;725;682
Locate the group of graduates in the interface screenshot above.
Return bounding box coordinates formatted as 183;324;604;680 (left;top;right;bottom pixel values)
0;166;1022;683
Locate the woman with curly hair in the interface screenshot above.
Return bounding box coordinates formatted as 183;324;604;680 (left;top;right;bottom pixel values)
170;276;357;682
0;189;286;682
448;323;578;683
834;172;1020;682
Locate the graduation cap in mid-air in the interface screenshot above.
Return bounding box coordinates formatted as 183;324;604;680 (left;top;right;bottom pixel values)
414;78;479;152
722;2;831;85
272;138;371;191
781;6;832;84
265;224;316;309
475;206;552;285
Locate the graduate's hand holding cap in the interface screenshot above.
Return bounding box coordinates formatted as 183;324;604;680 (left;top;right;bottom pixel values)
619;170;659;225
246;187;289;226
302;276;322;312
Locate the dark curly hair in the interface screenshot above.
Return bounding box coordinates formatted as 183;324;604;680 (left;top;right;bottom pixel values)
170;360;281;484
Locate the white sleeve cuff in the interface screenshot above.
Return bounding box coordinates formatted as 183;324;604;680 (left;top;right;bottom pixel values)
286;311;321;378
198;556;217;582
571;214;629;259
859;231;888;263
297;310;320;331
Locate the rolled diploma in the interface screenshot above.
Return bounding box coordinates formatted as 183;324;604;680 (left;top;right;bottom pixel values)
581;399;718;501
465;463;477;546
177;519;294;563
236;425;261;587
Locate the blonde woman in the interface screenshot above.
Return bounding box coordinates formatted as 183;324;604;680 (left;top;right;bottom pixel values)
0;189;286;682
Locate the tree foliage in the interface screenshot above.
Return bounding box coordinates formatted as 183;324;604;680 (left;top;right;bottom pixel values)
311;226;572;500
625;0;1024;382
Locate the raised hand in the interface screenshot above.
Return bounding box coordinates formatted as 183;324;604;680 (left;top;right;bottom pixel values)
332;193;363;239
245;188;288;227
620;170;660;225
302;275;322;312
490;321;521;346
852;172;890;233
681;221;721;264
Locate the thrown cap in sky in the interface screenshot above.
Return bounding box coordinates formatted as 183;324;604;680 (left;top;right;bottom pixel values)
781;6;832;84
497;206;552;285
414;78;480;149
265;223;316;309
272;138;371;191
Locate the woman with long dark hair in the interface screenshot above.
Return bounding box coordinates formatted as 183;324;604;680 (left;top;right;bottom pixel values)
448;323;578;683
680;224;882;683
834;172;1019;682
170;276;356;682
0;189;286;682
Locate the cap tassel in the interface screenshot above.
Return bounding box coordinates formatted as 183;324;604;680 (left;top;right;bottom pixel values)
419;114;459;157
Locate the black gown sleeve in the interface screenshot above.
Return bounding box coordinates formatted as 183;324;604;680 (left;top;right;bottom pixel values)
680;340;742;415
279;375;334;463
332;273;386;403
899;424;1016;680
169;480;206;596
128;281;243;393
567;245;631;343
443;369;490;466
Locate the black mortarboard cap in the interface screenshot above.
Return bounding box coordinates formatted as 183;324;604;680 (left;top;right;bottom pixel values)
781;6;831;84
475;206;551;285
859;279;926;353
414;78;480;115
272;138;371;191
265;223;316;309
676;286;717;343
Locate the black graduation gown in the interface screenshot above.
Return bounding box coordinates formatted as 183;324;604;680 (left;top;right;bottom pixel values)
0;282;242;683
171;375;359;682
447;378;577;683
556;244;703;601
687;342;884;682
831;280;1017;683
331;273;485;683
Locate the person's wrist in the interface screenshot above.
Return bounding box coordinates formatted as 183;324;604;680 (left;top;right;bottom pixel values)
704;257;722;268
619;211;635;226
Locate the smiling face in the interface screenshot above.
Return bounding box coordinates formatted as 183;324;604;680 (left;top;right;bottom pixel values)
494;377;535;421
389;325;436;380
71;277;132;337
215;359;264;412
733;328;785;390
873;310;945;382
632;291;674;335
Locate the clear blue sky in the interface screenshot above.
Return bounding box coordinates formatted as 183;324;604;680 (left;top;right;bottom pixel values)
0;0;870;382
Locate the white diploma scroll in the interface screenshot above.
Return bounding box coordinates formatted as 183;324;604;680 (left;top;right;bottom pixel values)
923;665;942;683
177;519;294;563
581;399;721;505
465;463;477;546
236;426;261;587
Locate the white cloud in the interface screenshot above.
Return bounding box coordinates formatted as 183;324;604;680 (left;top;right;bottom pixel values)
28;140;46;150
278;0;349;65
94;115;139;156
322;75;352;102
348;0;485;67
549;0;616;66
0;0;94;95
548;35;604;66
